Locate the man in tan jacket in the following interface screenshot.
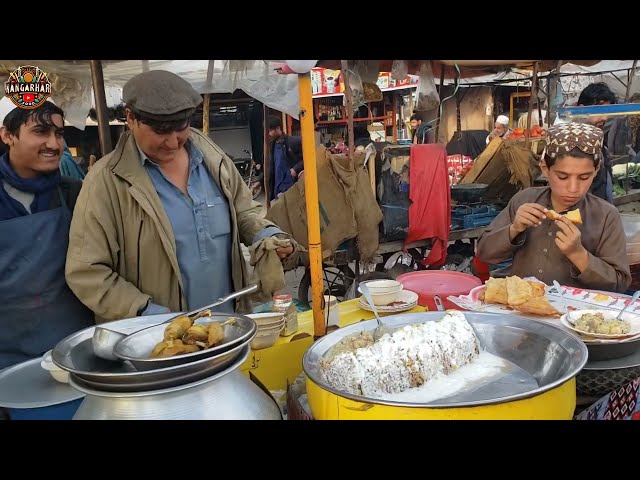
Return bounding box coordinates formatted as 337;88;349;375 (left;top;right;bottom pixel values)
66;70;295;322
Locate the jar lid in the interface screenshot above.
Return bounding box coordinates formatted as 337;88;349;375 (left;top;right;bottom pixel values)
274;294;293;301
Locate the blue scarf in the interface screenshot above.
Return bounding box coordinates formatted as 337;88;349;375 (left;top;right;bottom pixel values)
0;152;61;221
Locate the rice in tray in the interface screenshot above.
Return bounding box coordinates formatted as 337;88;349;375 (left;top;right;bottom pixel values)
320;311;480;397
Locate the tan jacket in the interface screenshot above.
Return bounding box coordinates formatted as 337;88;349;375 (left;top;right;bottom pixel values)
66;128;276;323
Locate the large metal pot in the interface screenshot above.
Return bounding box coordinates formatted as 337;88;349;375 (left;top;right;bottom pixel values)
71;349;282;420
303;312;587;420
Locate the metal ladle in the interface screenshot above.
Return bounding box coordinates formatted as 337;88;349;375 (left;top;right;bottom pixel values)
359;283;393;341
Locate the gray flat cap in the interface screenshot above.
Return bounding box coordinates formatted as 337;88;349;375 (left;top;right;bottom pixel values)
123;70;202;120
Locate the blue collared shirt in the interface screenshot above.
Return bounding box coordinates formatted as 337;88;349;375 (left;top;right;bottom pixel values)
138;139;281;315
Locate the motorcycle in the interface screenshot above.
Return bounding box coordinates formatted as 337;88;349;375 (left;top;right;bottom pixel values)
232;148;263;200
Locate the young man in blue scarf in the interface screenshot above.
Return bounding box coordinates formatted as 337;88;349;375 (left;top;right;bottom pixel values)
0;97;94;371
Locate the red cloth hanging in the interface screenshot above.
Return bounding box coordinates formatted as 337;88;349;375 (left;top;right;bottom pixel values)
404;144;451;267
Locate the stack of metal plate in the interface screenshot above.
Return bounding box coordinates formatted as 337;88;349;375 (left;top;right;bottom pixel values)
52;312;256;393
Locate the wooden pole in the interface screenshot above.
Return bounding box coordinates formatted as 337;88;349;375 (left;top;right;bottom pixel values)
298;73;325;338
202;94;210;135
203;60;214;135
435;64;446;143
263;104;271;210
625;60;638;103
525;62;539;149
89;60;113;157
548;60;563;126
341;60;355;160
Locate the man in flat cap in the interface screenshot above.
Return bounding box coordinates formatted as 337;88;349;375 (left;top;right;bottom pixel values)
66;70;298;321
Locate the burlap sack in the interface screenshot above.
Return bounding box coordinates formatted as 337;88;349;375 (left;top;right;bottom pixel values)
265;146;357;260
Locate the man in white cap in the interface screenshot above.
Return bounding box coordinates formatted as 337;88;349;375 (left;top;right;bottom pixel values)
486;115;513;144
0;96;94;370
66;70;303;322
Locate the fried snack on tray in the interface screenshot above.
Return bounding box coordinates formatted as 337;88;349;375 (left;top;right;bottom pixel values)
207;322;225;348
163;315;193;341
182;324;209;346
505;276;533;306
545;208;582;224
513;295;560;317
150;339;200;358
483;278;508;304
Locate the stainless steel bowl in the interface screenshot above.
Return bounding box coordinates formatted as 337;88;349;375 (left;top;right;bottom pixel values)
113;313;257;370
52;313;251;391
303;311;588;408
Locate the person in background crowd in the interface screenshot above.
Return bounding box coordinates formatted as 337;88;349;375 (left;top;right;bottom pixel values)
410;112;434;144
577;82;617;203
267;116;303;200
486;115;513;144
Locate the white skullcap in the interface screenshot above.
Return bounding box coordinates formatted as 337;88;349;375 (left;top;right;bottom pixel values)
496;115;509;126
0;96;56;125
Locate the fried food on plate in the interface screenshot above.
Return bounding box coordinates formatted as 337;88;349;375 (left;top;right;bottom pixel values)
207;322;225;348
182;324;209;346
483;278;508;304
164;315;193;341
528;281;546;297
150;339;200;358
505;276;534;306
513;295;561;317
545;208;582;225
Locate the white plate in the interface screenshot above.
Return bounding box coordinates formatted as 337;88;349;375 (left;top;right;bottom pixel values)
560;309;640;340
359;290;419;313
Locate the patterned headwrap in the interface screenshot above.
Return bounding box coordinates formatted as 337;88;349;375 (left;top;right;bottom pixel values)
544;122;604;163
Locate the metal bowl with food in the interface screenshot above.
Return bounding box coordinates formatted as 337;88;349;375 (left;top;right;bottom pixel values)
52;316;252;392
303;311;587;420
113;313;256;370
560;309;640;339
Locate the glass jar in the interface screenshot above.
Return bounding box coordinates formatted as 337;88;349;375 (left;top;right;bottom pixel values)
273;294;298;337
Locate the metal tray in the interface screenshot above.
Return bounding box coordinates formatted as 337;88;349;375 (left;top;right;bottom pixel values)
69;344;251;393
52;314;252;388
584;335;640;361
0;357;84;409
113;313;256;370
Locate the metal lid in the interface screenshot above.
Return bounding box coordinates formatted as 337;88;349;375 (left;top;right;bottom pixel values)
0;357;84;409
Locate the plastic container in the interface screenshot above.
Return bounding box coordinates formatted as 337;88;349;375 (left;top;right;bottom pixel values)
274;294;298;337
323;296;339;327
396;271;482;311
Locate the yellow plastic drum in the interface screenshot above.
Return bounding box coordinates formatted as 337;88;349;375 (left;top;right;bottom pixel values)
303;312;587;420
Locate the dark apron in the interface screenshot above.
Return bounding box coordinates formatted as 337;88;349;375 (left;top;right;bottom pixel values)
0;188;94;370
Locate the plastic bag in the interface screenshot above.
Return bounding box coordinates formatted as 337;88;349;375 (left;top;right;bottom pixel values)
344;63;366;111
354;60;380;84
391;60;408;81
415;61;440;111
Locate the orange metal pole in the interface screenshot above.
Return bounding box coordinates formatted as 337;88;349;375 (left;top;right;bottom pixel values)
298;73;326;338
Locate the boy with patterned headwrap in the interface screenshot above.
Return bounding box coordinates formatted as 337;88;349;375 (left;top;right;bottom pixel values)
478;122;631;293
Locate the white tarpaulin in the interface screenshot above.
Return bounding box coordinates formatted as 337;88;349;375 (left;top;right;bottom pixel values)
0;60;300;130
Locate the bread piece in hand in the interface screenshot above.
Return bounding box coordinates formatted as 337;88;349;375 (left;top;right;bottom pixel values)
546;208;582;225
